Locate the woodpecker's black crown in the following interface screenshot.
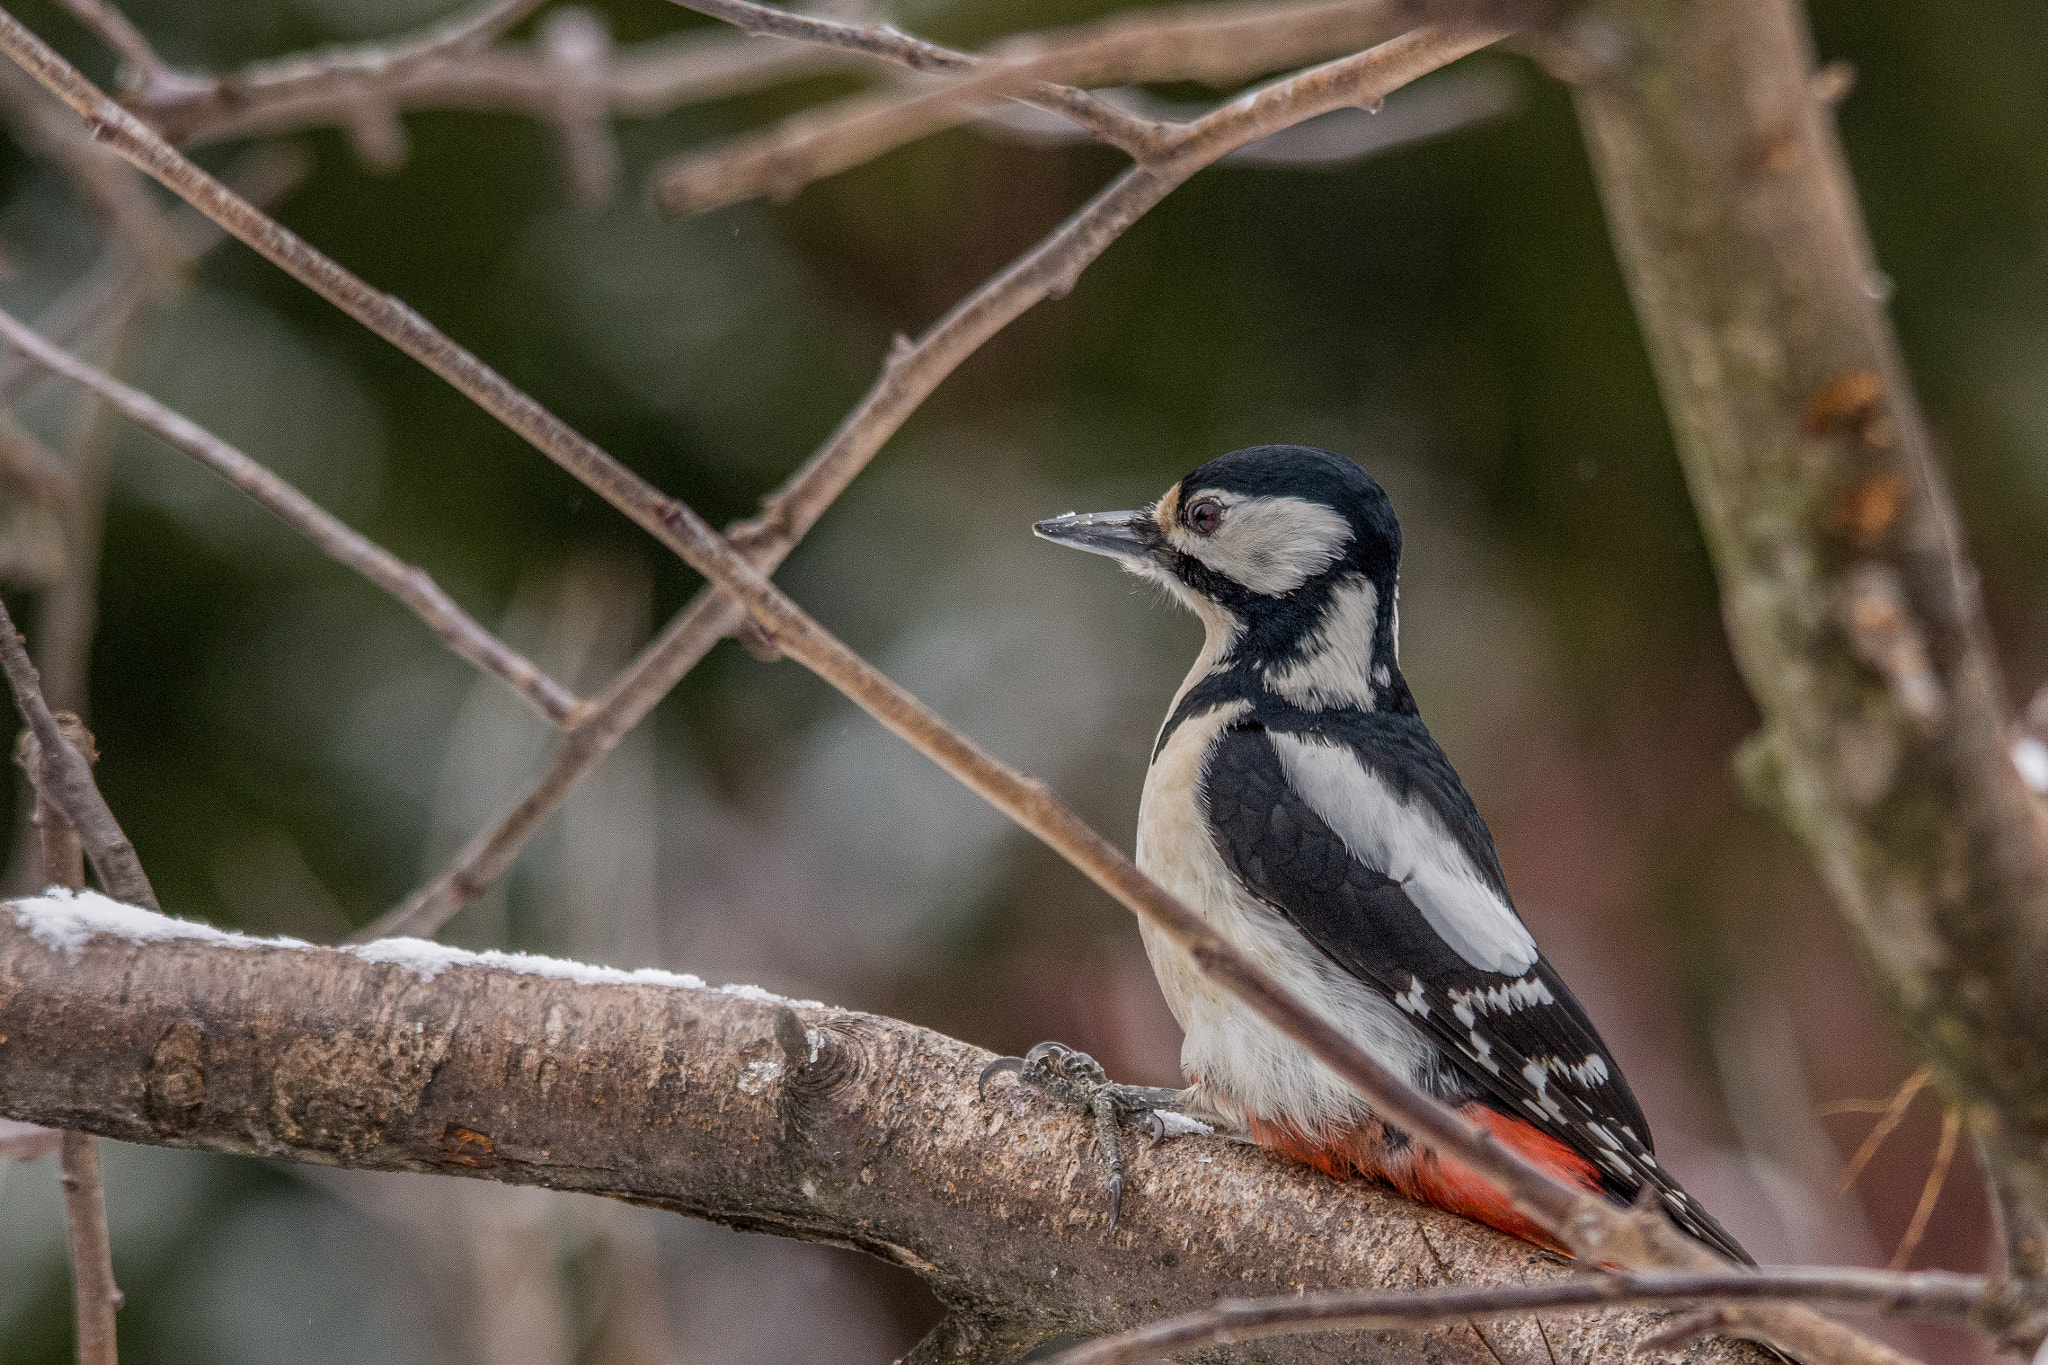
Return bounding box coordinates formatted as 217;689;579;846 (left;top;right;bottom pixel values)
1172;444;1402;592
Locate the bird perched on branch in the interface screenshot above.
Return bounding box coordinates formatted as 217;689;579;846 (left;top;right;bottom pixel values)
991;443;1748;1263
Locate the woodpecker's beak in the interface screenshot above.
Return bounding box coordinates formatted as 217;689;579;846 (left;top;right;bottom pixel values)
1033;508;1156;562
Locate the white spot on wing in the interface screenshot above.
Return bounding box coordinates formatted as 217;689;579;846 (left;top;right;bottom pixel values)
1267;734;1539;974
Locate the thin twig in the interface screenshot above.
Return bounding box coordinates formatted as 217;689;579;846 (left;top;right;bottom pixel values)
155;27;861;149
1836;1067;1931;1193
666;0;1186;155
539;7;618;208
653;0;1420;215
0;595;157;910
1889;1107;1960;1271
53;0;162;90
58;1132;118;1362
131;0;548;138
0;305;585;728
1037;1268;1989;1365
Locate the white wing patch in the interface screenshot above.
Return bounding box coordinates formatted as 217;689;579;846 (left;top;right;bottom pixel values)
1267;733;1539;975
1170;492;1352;596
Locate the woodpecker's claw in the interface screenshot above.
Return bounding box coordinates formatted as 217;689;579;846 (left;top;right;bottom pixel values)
976;1040;1185;1232
977;1054;1024;1099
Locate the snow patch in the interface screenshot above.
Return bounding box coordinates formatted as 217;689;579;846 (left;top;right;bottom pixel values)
6;891;824;1006
9;887;303;960
717;982;823;1007
345;936;710;992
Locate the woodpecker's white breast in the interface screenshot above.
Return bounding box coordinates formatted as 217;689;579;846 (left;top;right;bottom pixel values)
1135;697;1435;1136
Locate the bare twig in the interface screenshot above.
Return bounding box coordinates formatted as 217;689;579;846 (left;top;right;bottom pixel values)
652;0;1429;215
539;7;618;208
0;595;156;910
0;305;585;728
665;0;1193;156
1889;1107;1960;1271
58;1133;118;1363
1039;1268;1989;1365
152;27;860;149
1835;1067;1930;1192
977;63;1519;167
131;0;548;139
53;0;163;91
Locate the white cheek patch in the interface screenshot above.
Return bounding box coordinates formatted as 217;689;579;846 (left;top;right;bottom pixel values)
1267;733;1539;976
1170;493;1351;596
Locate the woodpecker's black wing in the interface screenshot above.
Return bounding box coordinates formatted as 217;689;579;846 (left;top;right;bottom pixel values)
1202;713;1750;1263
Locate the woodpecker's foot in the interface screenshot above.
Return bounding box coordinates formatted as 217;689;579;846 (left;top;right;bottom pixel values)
978;1040;1185;1230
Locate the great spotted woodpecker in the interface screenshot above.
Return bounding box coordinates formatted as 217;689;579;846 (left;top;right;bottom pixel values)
992;443;1748;1263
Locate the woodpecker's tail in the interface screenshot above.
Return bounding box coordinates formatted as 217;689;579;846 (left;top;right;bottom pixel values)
1248;1105;1608;1257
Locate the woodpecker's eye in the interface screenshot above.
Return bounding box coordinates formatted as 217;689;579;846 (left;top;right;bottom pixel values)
1186;497;1223;536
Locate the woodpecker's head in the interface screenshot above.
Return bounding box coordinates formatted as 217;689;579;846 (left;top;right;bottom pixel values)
1035;445;1409;712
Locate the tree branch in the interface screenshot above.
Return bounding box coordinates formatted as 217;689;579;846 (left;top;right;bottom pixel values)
650;0;1433;216
142;23;861;150
122;0;548;141
1570;0;2048;1234
0;305;585;728
0;894;1779;1365
1040;1268;1989;1365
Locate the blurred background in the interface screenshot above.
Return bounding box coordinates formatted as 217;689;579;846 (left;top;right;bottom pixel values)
1;0;2044;1360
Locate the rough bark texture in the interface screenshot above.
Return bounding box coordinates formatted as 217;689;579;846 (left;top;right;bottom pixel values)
0;905;1772;1365
1570;0;2048;1224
